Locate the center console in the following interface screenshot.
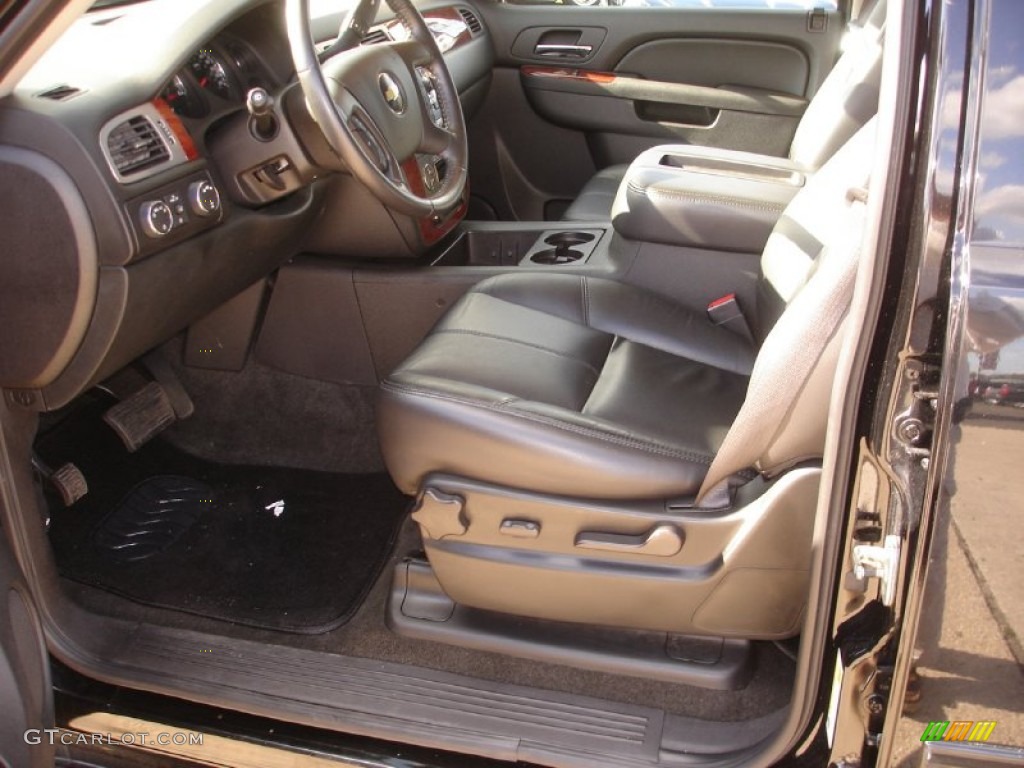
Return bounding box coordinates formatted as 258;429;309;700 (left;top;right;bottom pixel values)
611;144;806;253
432;222;610;268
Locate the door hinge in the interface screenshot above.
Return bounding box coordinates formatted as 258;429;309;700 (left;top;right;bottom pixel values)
848;534;901;606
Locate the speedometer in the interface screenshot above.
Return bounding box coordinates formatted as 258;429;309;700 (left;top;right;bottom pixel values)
188;48;237;101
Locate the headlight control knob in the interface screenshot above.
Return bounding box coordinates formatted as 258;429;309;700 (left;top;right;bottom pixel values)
139;200;174;238
188;179;221;217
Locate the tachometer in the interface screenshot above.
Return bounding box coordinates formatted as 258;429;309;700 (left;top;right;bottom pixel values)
188;48;237;101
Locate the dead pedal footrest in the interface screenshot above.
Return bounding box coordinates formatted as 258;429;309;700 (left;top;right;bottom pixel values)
103;381;177;453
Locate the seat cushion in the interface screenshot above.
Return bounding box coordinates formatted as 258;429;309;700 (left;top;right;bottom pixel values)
560;165;627;221
378;273;754;499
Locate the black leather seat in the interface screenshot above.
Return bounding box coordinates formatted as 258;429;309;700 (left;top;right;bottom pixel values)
376;120;877;639
379;273;754;500
381;119;876;504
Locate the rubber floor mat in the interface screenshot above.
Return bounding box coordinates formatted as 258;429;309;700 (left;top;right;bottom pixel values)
37;397;408;633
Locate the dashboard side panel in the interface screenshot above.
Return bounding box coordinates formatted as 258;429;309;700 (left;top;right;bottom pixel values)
0;147;97;390
29;186;324;412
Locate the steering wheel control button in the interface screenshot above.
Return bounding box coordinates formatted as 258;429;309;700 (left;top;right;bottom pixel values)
139;200;174;238
421;158;440;192
378;72;406;115
188;180;221;217
417;68;445;128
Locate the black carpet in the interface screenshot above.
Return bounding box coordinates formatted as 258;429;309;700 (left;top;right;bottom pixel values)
37;397;408;633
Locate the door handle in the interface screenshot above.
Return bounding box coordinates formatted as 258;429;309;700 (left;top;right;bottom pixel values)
575;524;683;557
534;43;593;58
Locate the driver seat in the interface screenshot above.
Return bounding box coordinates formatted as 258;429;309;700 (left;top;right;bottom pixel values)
377;120;876;639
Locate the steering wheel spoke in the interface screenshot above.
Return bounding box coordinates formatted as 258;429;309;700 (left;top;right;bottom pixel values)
418;119;453;157
348;105;403;181
287;0;468;216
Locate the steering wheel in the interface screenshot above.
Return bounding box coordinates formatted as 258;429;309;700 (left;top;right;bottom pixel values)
285;0;468;217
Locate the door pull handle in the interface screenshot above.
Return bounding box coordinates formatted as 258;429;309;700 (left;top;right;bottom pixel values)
534;43;593;58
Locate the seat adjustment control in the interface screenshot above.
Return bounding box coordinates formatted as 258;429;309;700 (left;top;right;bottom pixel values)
575;524;683;557
500;519;541;539
411;488;467;540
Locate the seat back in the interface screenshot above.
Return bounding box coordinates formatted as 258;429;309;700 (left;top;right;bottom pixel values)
699;118;877;499
788;0;885;170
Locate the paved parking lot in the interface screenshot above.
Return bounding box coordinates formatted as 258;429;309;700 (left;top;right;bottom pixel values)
890;420;1024;765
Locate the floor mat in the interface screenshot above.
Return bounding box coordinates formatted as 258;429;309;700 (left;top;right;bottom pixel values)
37;397;408;633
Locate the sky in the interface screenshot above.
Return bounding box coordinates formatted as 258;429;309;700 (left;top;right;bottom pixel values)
970;0;1024;245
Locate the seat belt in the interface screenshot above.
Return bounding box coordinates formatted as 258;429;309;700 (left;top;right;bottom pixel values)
850;0;882;27
850;0;868;25
697;188;869;505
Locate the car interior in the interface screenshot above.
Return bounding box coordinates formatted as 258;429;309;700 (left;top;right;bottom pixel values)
0;0;898;763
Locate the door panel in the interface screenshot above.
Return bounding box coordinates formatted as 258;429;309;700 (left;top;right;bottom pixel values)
0;533;53;768
616;38;810;96
520;63;807;153
467;2;844;220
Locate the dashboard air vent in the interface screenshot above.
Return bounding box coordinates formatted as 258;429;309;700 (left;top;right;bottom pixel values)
361;28;390;45
106;115;170;177
457;7;482;35
36;84;82;101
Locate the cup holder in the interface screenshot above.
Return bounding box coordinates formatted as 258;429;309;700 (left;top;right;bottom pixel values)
544;231;596;248
526;229;602;265
531;248;585;265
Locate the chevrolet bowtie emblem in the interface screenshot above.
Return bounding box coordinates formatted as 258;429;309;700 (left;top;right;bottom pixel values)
378;72;405;115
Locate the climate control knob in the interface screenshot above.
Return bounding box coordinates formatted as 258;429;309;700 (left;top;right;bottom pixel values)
138;200;174;238
188;180;220;217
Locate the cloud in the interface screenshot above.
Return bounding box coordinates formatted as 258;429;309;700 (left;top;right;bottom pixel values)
988;64;1017;87
976;184;1024;219
940;90;962;131
982;74;1024;139
981;151;1007;169
939;71;1024;139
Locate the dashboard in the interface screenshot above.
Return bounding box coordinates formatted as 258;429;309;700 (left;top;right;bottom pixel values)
0;0;493;410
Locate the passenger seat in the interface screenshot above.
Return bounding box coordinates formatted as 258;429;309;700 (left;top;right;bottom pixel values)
561;1;885;222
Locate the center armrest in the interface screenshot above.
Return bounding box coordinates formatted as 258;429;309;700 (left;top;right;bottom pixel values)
611;145;807;253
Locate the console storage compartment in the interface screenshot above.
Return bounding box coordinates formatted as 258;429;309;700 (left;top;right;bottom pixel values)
433;222;608;267
612;144;806;253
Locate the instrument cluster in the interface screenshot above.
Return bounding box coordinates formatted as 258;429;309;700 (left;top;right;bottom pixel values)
159;39;270;119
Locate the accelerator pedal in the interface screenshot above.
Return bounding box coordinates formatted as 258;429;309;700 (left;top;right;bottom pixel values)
103;381;177;453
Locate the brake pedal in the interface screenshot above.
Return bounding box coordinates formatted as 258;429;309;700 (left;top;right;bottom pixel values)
103;381;177;452
32;454;88;507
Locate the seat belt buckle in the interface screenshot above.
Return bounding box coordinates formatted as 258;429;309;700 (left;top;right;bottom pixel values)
707;294;754;343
